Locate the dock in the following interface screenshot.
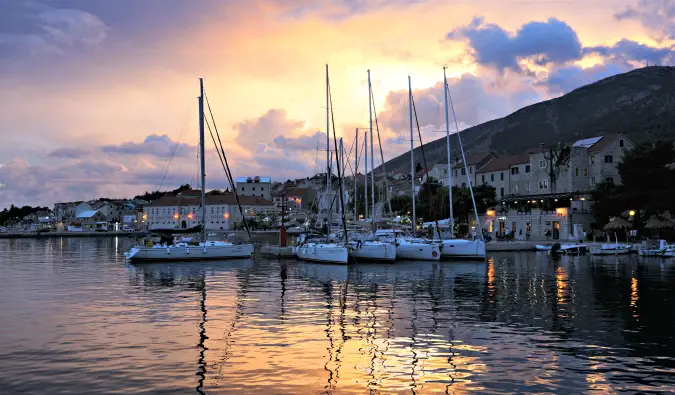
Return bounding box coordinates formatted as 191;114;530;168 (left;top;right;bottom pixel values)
260;245;296;258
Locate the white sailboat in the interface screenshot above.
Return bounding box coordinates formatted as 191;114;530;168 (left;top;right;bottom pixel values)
591;233;633;255
125;79;254;262
374;229;440;261
437;67;486;260
296;64;349;265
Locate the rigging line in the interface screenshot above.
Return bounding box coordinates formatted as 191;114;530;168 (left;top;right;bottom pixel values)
157;101;193;191
203;91;252;239
446;84;483;239
327;73;348;242
412;94;442;239
370;86;393;217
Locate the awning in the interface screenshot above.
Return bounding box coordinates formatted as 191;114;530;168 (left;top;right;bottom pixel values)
499;192;580;203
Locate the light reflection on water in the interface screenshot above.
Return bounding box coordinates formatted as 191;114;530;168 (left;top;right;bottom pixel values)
0;238;674;394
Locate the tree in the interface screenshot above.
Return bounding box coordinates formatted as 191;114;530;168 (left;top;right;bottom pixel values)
590;140;675;228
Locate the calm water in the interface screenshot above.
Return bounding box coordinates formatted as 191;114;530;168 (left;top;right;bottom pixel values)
1;238;674;394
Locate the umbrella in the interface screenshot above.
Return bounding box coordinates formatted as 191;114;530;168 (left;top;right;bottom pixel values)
644;216;675;230
603;217;632;230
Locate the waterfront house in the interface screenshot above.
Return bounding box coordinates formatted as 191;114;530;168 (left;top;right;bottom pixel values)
142;193;274;231
450;152;498;188
235;176;272;200
476;153;531;199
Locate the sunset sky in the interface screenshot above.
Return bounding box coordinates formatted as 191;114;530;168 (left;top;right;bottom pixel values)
1;0;673;208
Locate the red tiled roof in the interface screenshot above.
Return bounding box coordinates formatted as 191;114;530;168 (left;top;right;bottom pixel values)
147;193;273;207
478;152;531;173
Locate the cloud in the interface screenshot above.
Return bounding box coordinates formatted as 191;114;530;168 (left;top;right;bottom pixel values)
234;109;326;153
541;63;630;94
447;16;582;72
101;134;196;158
47;147;89;159
615;0;675;41
584;39;674;66
0;2;109;58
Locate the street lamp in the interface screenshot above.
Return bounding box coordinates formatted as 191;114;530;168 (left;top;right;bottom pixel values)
629;210;636;217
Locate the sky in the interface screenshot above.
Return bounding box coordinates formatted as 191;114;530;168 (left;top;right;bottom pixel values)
0;0;674;208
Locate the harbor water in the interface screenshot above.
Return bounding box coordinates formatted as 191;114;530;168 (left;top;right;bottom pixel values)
0;237;674;394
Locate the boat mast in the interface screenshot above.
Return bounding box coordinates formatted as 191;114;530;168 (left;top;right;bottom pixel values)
354;128;359;220
443;67;454;238
325;64;331;235
448;85;484;240
368;70;375;225
364;131;369;221
198;78;206;242
408;76;416;233
339;137;344;226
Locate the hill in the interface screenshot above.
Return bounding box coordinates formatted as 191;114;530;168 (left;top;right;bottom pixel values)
379;66;675;173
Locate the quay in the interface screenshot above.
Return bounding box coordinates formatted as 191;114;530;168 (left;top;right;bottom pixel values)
0;231;146;239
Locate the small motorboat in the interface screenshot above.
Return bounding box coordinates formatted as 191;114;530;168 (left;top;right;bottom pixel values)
548;243;589;256
639;240;675;257
535;244;552;251
591;243;633;256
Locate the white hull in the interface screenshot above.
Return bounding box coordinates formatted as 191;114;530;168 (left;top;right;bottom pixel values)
640;248;675;257
125;243;253;262
395;240;441;261
591;244;633;256
549;244;589;255
535;245;552;251
296;243;349;264
349;241;396;262
439;239;486;259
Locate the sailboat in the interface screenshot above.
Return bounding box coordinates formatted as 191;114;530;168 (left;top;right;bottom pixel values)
125;79;254;262
436;67;486;260
373;76;441;261
296;65;349;265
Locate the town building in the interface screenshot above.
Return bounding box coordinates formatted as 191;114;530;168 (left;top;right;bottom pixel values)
450;152;498;188
235;176;272;200
142;192;274;231
272;187;317;213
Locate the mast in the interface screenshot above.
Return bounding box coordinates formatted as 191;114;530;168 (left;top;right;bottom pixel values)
364;131;369;221
368;70;375;224
408;76;416;233
326;64;331;234
198;78;206;242
448;85;484;241
354;128;359;220
443;67;454;238
339;137;344;226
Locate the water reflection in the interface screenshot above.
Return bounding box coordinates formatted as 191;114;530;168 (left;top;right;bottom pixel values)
1;239;675;394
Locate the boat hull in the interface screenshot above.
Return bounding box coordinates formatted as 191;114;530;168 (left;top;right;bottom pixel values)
349;242;396;262
439;239;486;260
125;244;254;262
296;243;349;264
395;242;441;261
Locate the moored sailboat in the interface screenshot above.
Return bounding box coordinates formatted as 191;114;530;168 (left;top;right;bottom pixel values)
125;78;254;262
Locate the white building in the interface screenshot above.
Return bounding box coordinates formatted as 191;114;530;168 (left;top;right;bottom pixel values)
142;193;274;231
235;176;272;200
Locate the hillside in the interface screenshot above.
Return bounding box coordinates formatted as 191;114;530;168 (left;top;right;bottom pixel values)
379;66;675;173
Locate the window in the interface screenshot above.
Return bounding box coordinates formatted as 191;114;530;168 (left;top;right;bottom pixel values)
589;155;595;164
511;167;519;175
500;172;504;181
461;168;466;175
261;194;264;197
539;159;546;168
462;182;466;188
525;165;531;173
481;175;485;183
575;167;579;177
490;174;494;182
539;180;549;190
526;181;531;192
590;177;596;186
241;186;245;192
514;184;519;194
619;139;624;148
583;167;588;177
252;186;256;191
500;187;504;197
454;169;458;177
606;177;614;183
605;155;613;163
470;167;473;174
